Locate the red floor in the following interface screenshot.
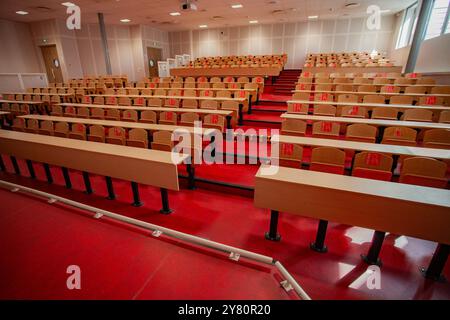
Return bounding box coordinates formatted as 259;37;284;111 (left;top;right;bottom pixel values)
1;93;449;300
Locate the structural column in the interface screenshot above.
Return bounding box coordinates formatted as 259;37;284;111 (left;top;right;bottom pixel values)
98;12;112;75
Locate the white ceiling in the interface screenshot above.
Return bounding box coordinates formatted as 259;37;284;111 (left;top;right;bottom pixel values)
0;0;416;31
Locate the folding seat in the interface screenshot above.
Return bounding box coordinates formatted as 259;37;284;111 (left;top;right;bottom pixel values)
148;98;162;107
363;95;386;104
63;105;77;117
210;77;221;83
179;112;199;127
431;86;450;94
381;126;417;146
280;119;307;136
24;119;39;134
122;109;138;122
126;128;148;148
168;89;181;96
314;92;334;103
159;111;177;125
404;86;427;94
217;91;232;98
32;88;40;93
394;78;414;85
133;97;146;106
197;82;210;89
118;97;131;106
50;88;58;94
203;114;225;132
345;123;377;143
12;118;25;132
399;157;447;188
128;88;139;95
237;77;249;83
315;83;332;90
313;104;336;116
164;97;180;108
295;83;312;91
184;82;196;89
106;127;126;145
151;131;173;152
171;82;183;89
93;96;104;105
54;122;70;138
292;92;311;101
139;110;157;124
200;90;214;97
358;85;377;92
105;96;118;105
90;108;105;120
182;99;198;109
15;94;23;100
185;77;196;83
141;88;152;95
278;143;303;168
373;78;391;85
32;95;42;102
438;110;450;123
105;109;121;121
418;96;444;106
213;82;226;89
354;77;372;84
337;94;358;104
335;85;354;92
423;129;450;148
200;100;218;110
416;78;435;85
380;85;401;94
312;121;340;139
50;95;61;104
351;152;393;181
39;120;54;136
401;109;433;122
154;89;167;96
105;88;115;95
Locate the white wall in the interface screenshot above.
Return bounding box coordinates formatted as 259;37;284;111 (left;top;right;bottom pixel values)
169;15;396;69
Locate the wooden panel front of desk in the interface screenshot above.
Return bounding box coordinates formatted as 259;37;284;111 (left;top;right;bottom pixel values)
301;66;403;74
254;167;450;245
170;67;281;77
0;130;184;191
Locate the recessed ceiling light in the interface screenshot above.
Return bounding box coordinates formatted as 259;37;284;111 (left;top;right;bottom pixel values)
199;24;208;28
170;12;181;16
231;4;243;9
380;9;391;13
16;10;29;15
61;2;76;6
308;15;318;19
120;19;131;23
249;20;258;24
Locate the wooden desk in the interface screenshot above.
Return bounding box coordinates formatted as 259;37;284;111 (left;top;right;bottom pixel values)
87;94;247;125
286;100;449;110
57;103;234;129
277;135;450;160
18;115;210;135
0;130;189;212
2;92;74;103
292;90;450;99
254;166;450;280
170;66;282;77
280;113;450;130
301;66;403;74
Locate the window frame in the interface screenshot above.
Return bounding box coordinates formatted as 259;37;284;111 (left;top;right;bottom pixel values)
396;2;419;49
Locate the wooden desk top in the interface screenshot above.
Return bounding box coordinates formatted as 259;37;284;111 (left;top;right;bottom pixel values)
286;99;450;110
0;99;43;105
0;129;186;190
280;113;450;130
18;115;211;134
292;90;450;97
3;92;73;96
88;94;246;102
277;135;450;159
255;166;450;244
34;87;257;93
170;66;281;77
57;103;233;116
305;83;446;87
0;111;10;116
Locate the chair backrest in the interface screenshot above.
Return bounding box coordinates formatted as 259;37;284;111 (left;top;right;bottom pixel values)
423;129;450;148
315;84;332;91
77;107;90;118
127;128;148;148
287;102;308;114
118;97;131;106
335;84;353;92
200;89;214;97
292;92;311;101
107;126;126;145
352;152;393;181
281;119;307;136
310;147;345;174
27;118;39;131
159;111;177;124
312;121;340;138
154;89;167;95
55;122;70;136
39;120;54;135
201;100;219;110
358;85;377;92
405;86;427;94
373;78;391;85
88;125;105;142
182;99;198;108
91;108;105;119
345;123;377;142
337;94;358;103
151;130;173;150
438;110;450;123
140;110;157;123
204;114;225;132
216;91;231;98
431;86;450;94
122;109;138;122
184;82;196;89
313;104;336;116
418;96;444;106
389;95;414;105
210;77;221;83
68;122;85;140
341;105;367;118
51;105;63;116
197;82;210;89
148;98;162;107
382;126;417;145
105;108;120;120
295;83;312;91
93;96;104;105
168;89;181;96
180;112;199;124
371;107;398;120
402;108;433;122
279;143;303;166
399;157;447;188
183;89;197;97
164;97;180;107
105;96;117;105
363;95;385;104
416;78;435;85
314;92;334;102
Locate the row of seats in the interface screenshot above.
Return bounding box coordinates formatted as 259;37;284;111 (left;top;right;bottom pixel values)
297;77;437;85
281;120;450;147
279;145;448;188
291;92;444;106
300;72;423;79
295;84;450;95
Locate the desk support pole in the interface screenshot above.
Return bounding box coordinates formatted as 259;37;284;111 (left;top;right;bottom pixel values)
226;115;232;129
10;156;20;175
421;243;449;282
26;160;36;179
82;171;93;194
0;155;6;171
43;163;53;184
131;182;143;207
187;164;196;190
159;188;172;214
105;176;115;200
310;219;328;253
265;210;281;241
238;104;243;126
61;167;72;189
248;98;252;115
362;230;385;266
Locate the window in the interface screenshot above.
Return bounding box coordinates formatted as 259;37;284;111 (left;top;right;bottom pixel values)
396;2;419;49
425;0;450;40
